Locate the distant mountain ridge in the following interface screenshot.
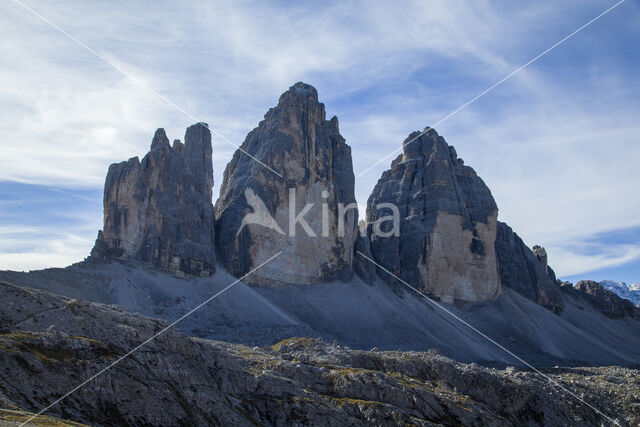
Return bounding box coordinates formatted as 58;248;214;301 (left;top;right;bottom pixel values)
599;280;640;307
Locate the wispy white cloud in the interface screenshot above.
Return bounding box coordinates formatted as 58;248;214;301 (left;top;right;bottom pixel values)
0;235;92;271
348;70;640;277
549;243;640;277
0;0;638;279
0;223;95;271
0;0;519;188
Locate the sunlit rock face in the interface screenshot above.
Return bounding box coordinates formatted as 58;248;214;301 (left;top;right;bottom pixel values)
215;82;357;286
91;124;216;277
365;128;502;303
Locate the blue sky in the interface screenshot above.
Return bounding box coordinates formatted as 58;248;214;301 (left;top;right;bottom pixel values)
0;0;639;284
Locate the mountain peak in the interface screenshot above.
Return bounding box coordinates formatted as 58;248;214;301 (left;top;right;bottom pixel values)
574;280;640;318
366;129;501;303
215;82;356;286
150;128;170;150
278;82;319;106
92;124;216;277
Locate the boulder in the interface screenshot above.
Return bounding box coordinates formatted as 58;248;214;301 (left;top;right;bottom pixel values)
215;82;358;286
91;124;216;277
364;128;502;303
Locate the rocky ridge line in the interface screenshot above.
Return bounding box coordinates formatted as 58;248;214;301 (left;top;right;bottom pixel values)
495;228;563;313
563;280;640;320
599;280;640;307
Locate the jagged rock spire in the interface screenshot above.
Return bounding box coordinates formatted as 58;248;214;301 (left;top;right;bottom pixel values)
215;82;358;286
150;128;170;150
91;123;216;277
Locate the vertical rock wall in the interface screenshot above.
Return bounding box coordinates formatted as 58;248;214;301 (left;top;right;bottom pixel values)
365;129;502;303
495;225;563;312
91;124;216;277
215;83;357;286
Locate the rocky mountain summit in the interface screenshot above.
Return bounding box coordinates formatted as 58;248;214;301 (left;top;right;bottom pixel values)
59;81;639;327
1;281;638;426
91;124;216;277
84;82;571;316
359;125;568;312
215;82;357;286
364;128;502;303
24;80;635;340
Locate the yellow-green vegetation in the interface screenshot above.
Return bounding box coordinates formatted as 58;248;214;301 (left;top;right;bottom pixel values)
387;371;473;412
0;408;88;426
0;332;72;364
327;367;371;377
321;395;381;408
0;331;117;365
225;344;282;376
292;395;316;404
271;337;313;351
1;331;42;341
388;371;435;390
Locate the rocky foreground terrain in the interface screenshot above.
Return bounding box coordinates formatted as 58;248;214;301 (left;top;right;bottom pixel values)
0;280;638;426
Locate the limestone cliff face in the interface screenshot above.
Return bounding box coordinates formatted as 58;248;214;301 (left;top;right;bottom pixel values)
365;129;502;303
494;224;563;313
215;82;357;286
91;123;216;277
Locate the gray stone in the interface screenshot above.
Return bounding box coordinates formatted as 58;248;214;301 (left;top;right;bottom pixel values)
353;234;376;285
215;82;357;286
90;123;216;277
571;280;640;320
364;128;502;303
0;281;636;426
495;223;563;313
532;245;548;269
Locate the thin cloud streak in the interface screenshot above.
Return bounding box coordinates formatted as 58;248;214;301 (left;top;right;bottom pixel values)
550;243;640;277
0;0;638;279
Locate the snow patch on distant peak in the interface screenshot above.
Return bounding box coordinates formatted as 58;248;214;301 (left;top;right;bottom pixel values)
599;280;640;307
